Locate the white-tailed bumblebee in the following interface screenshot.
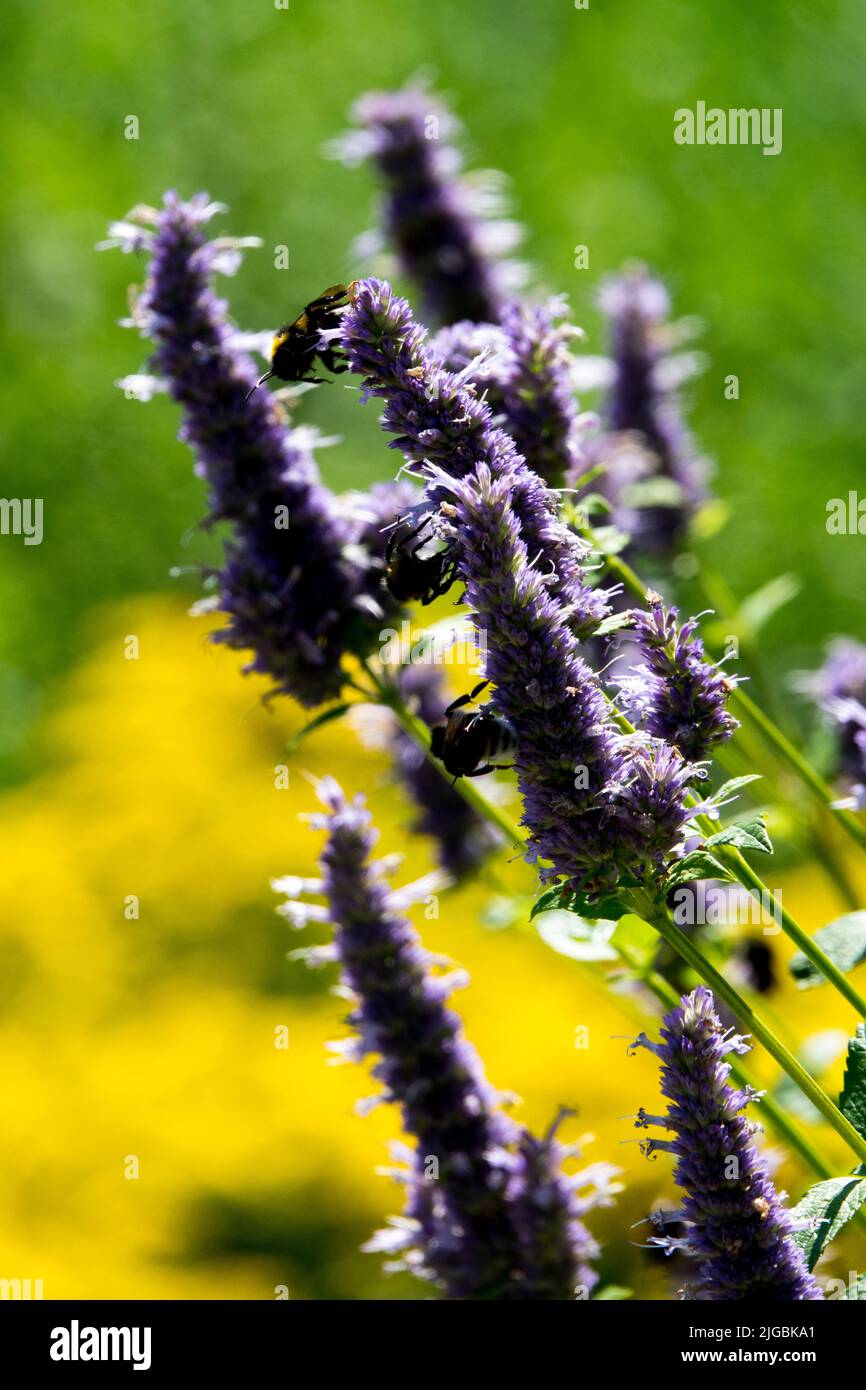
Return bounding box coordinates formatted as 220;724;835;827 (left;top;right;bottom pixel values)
245;285;350;400
430;681;516;780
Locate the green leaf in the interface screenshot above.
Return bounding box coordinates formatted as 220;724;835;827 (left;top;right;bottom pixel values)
529;885;631;922
593;611;635;638
789;1176;866;1269
705;814;773;855
738;573;801;638
789;913;866;990
665;850;736;890
535;910;619;963
284;703;351;756
840;1023;866;1143
703;774;762;808
593;1284;633;1301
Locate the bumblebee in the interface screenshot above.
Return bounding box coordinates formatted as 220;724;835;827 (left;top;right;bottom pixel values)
245;285;350;400
384;518;458;605
430;681;516;780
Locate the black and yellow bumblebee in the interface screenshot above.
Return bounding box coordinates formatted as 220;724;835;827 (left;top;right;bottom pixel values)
430;681;516;780
245;285;351;400
384;517;458;605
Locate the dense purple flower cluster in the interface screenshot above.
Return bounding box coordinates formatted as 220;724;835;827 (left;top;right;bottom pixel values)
108;194;402;706
620;595;738;762
432;463;697;890
335;85;523;326
341;277;610;639
495;299;587;487
275;779;613;1298
591;265;707;555
631;986;822;1301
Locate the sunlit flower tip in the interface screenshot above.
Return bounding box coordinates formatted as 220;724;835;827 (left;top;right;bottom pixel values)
341;277;611;637
276;900;331;929
269;873;325;898
636;986;823;1301
335;84;525;326
621;598;738;761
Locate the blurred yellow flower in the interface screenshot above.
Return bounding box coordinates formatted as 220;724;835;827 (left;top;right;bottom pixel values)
0;595;860;1298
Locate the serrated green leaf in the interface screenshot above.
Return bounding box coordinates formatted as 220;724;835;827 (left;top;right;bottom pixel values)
284;703;352;756
705;814;773;855
535;911;619;962
840;1023;866;1142
789;913;866;990
789;1176;866;1269
665;850;736;890
530;885;630;922
704;774;762;808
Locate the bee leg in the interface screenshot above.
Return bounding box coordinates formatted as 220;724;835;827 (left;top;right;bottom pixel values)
465;762;513;778
444;691;476;716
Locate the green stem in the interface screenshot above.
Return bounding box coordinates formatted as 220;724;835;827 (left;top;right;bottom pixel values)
635;898;866;1165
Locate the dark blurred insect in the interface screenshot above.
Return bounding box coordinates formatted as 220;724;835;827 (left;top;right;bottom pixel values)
430;681;516;780
384;518;458;605
245;285;350;399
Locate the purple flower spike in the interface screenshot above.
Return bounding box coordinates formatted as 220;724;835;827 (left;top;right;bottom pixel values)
276;779;606;1299
621;596;738;762
595;265;708;554
496;299;587;488
335;86;524;326
341;277;610;638
431;464;696;892
632;986;823;1301
112;193;389;706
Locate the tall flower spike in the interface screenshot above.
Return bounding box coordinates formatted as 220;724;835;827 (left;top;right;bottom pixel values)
620;595;739;762
334;85;524;326
110;193;389;706
631;986;823;1301
430;464;697;892
593;265;708;555
276;778;604;1299
341;277;610;639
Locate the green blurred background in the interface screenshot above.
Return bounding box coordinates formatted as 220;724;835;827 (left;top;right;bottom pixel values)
1;0;865;1299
